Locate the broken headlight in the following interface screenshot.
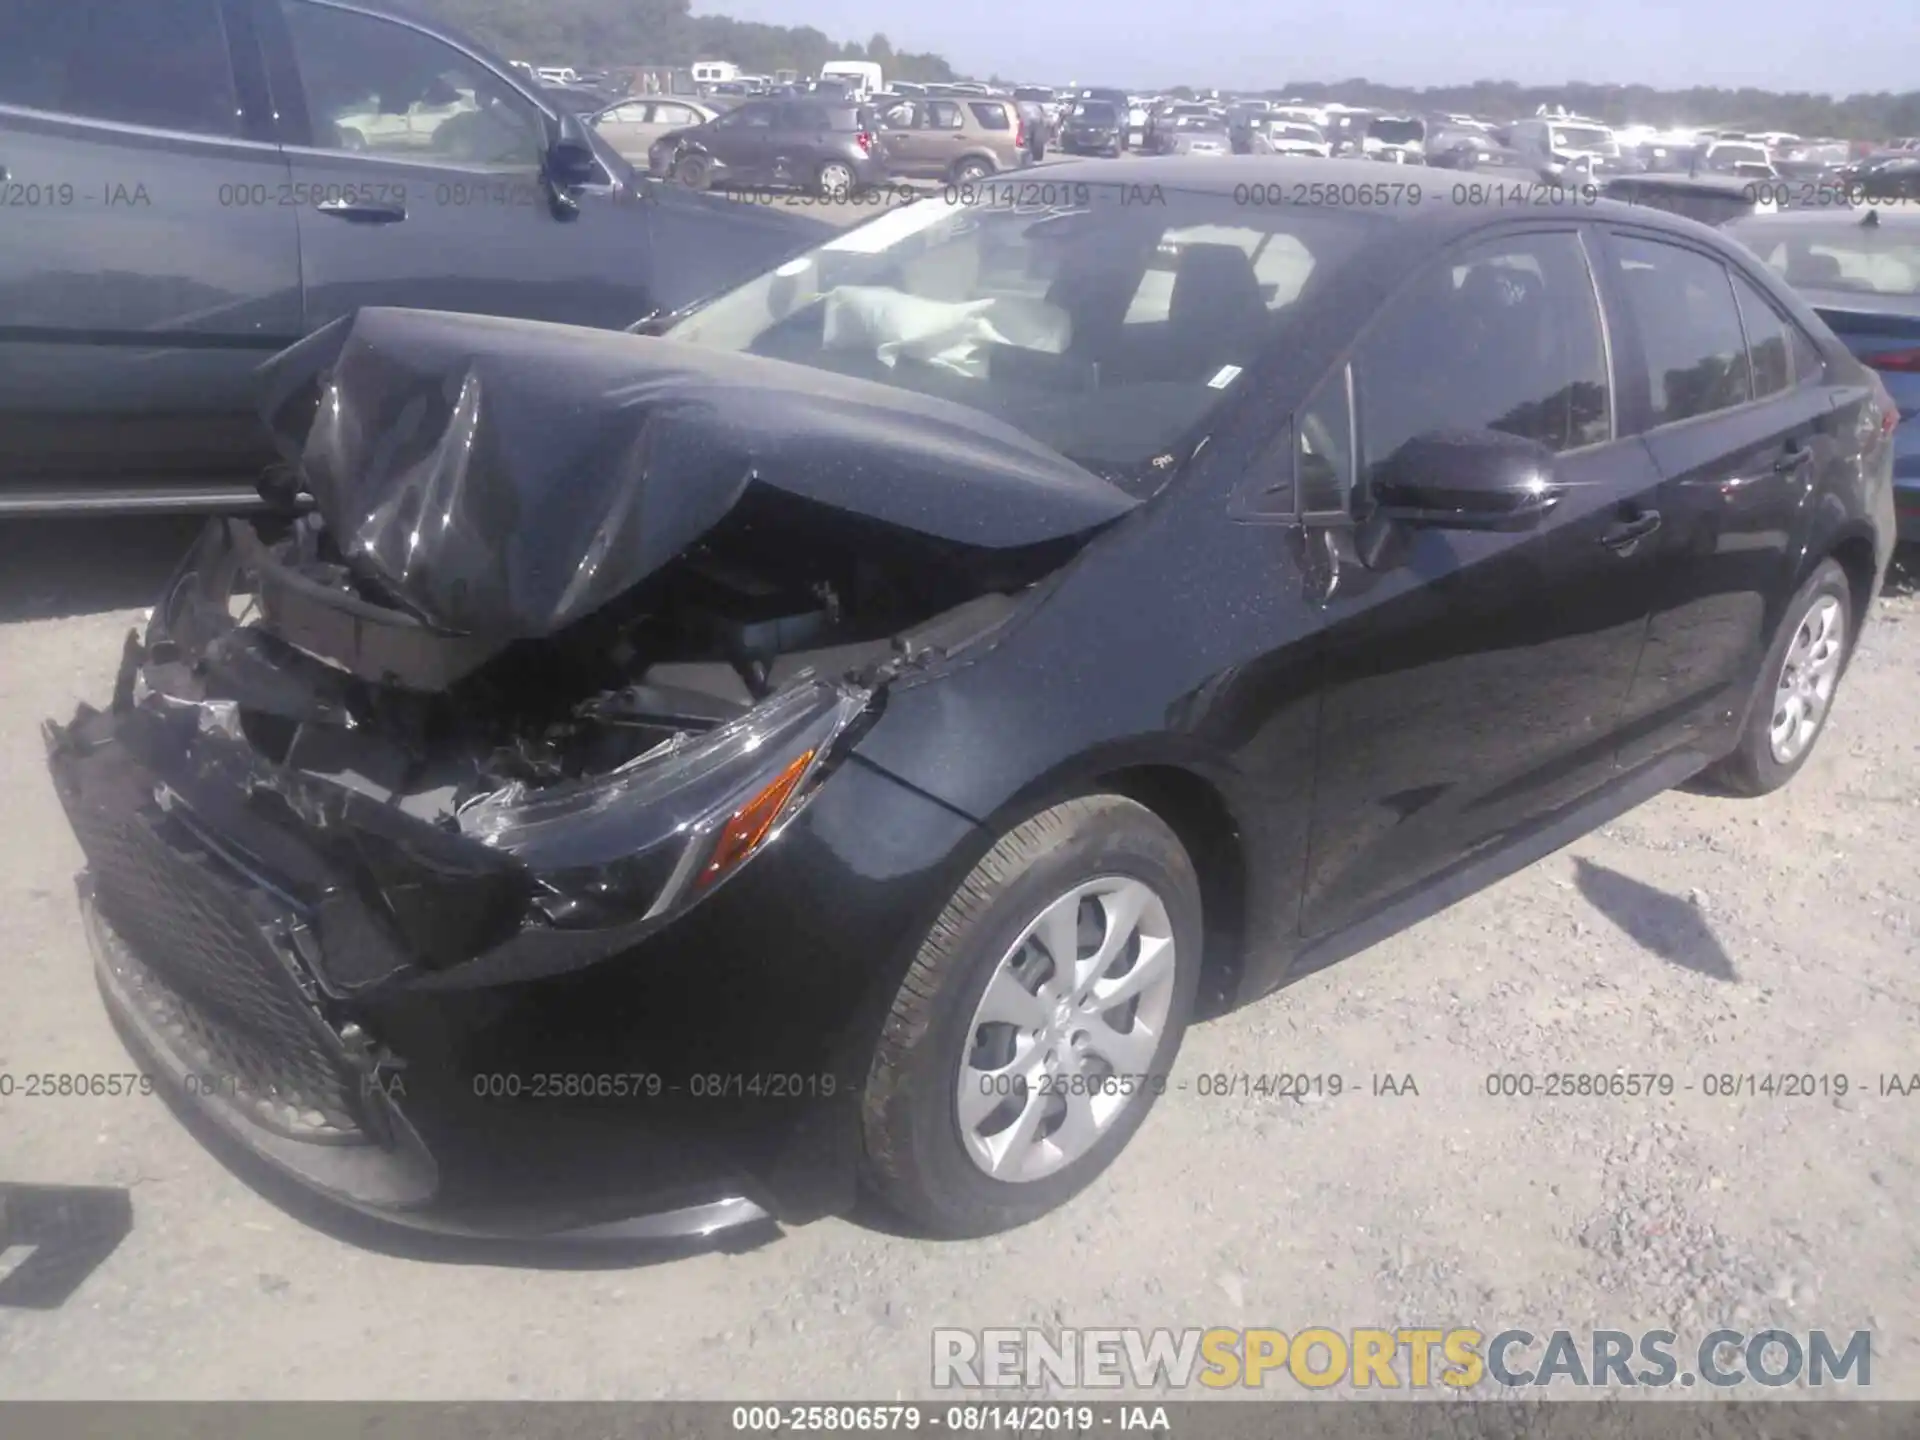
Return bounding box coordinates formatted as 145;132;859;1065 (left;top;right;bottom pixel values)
455;678;873;921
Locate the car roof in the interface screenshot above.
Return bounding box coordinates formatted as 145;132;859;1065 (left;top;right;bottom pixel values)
1729;205;1920;229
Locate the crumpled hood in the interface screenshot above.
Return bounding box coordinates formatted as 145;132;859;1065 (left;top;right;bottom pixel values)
258;307;1138;637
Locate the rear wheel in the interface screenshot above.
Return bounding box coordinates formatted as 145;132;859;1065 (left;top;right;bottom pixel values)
1702;557;1853;795
951;157;993;185
674;152;712;190
859;795;1201;1237
815;160;856;197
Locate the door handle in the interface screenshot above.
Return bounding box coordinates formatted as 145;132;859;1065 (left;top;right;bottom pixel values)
314;198;407;223
1773;443;1812;475
1599;510;1662;551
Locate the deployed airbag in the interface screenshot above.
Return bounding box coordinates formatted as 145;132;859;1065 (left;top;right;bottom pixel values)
257;308;1136;638
820;286;1070;378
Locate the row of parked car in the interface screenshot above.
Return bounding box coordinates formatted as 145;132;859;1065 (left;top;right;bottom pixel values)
586;87;1046;195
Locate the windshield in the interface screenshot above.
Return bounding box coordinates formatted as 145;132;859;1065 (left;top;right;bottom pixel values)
1176;115;1224;131
1368;118;1424;145
664;192;1382;483
1550;125;1614;153
1732;218;1920;296
1073;102;1118;124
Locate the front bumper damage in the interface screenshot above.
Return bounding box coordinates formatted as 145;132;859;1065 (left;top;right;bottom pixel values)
45;524;892;1241
44;303;1109;1239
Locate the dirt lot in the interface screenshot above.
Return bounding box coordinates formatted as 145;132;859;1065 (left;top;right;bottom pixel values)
0;518;1916;1401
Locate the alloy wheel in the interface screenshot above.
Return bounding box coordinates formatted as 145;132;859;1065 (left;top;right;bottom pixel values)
817;162;854;197
956;877;1177;1183
1769;593;1846;764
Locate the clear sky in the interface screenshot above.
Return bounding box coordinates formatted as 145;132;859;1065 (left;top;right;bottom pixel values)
692;0;1919;96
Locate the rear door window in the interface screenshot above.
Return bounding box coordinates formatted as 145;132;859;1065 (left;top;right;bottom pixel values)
0;0;242;137
1608;234;1752;426
924;100;965;131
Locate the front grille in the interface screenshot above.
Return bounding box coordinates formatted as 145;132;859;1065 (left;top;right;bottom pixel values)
67;779;362;1139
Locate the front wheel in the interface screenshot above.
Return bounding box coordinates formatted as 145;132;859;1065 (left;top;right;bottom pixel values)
859;794;1201;1237
1702;557;1854;795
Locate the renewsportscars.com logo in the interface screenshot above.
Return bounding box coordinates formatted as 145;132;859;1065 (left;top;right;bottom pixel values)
931;1327;1873;1391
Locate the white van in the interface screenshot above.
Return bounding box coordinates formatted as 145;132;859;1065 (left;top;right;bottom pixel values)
818;61;883;99
691;60;740;86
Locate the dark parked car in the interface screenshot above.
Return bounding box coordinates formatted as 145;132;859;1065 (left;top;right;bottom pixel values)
1060;100;1125;156
1730;206;1920;537
1835;153;1920;202
1427;140;1542;176
1075;88;1133;149
49;158;1895;1243
1603;172;1773;227
0;0;827;517
650;97;885;197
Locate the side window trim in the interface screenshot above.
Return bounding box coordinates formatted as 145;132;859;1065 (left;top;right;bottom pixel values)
1329;361;1358;519
1731;262;1826;392
1729;268;1771;399
1719;260;1758;408
0;99;282;155
1574;227;1619;446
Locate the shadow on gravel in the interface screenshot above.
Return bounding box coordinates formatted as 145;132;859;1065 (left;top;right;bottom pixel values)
0;516;208;624
1572;857;1736;981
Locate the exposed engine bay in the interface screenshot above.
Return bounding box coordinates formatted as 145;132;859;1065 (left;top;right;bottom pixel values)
46;303;1139;996
163;503;1033;833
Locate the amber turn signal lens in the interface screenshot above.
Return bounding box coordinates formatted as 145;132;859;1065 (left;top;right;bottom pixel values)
696;749;816;891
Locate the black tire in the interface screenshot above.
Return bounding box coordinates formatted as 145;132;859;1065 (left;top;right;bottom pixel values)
951;157;993;185
674;152;712;190
858;794;1202;1237
1701;557;1854;796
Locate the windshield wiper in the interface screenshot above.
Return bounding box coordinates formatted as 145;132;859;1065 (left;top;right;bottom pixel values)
626;297;716;336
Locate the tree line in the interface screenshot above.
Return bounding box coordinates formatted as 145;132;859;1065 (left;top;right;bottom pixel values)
414;0;956;81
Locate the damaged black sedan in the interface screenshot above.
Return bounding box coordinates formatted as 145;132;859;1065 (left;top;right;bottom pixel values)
49;159;1897;1239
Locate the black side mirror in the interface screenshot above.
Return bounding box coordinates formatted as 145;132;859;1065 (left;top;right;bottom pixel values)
546;119;600;184
1368;428;1561;532
541;112;600;217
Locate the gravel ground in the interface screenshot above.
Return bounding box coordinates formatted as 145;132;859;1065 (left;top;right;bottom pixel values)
0;519;1915;1401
